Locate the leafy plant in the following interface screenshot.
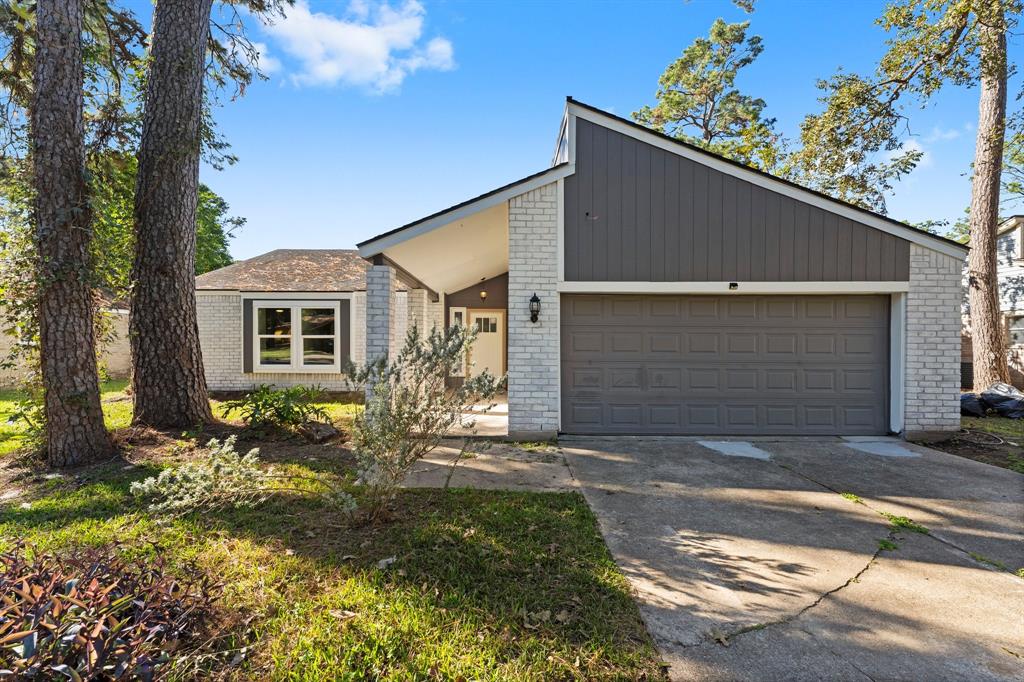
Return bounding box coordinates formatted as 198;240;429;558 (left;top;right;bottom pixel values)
0;542;218;680
220;385;329;431
882;512;929;534
131;436;355;517
344;325;504;522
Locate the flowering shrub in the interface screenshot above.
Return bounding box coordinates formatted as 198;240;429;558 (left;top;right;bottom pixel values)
344;324;503;522
0;543;218;680
130;436;355;517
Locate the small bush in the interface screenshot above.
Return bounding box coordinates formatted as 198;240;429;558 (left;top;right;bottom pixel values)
131;436;355;517
0;543;218;680
220;385;329;431
345;325;503;522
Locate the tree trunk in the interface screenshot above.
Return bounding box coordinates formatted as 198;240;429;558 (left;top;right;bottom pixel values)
968;3;1010;391
131;0;215;427
31;0;114;465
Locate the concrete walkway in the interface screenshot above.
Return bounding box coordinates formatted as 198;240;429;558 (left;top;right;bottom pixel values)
563;436;1024;681
404;440;573;491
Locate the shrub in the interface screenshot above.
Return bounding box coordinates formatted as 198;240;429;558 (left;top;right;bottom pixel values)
0;543;218;680
344;324;503;522
220;385;329;431
131;436;355;517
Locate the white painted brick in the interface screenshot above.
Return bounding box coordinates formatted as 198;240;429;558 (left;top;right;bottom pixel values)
904;244;961;435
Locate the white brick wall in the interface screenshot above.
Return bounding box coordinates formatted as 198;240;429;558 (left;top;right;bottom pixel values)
197;292;364;392
366;265;396;363
507;181;560;437
905;244;962;436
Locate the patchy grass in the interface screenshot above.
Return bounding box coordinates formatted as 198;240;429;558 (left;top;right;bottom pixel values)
968;552;1008;571
840;492;864;505
877;538;899;551
925;417;1024;473
882;512;929;534
0;380;131;457
0;410;663;679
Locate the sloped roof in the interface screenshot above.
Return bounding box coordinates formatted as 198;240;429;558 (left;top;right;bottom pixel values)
195;249;371;292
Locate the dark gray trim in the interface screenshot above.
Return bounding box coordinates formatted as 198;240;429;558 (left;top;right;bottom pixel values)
565;119;911;282
242;298;253;373
339;298;351;364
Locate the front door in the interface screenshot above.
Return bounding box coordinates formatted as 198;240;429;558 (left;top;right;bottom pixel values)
467;310;505;378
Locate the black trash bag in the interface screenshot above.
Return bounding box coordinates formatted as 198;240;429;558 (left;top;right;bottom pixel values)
960;393;987;418
979;382;1024;419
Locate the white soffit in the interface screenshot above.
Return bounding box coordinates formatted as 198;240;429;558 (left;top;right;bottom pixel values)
567;102;968;261
382;201;509;294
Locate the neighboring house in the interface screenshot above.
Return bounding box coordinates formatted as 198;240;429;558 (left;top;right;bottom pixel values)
961;215;1024;388
0;307;130;387
357;98;967;440
195;249;409;393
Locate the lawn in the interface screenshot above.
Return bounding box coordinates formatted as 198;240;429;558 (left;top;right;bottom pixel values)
0;391;665;680
921;416;1024;473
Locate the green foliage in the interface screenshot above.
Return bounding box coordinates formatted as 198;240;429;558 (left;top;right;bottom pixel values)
883;512;929;534
130;435;357;517
1004;109;1024;211
345;325;504;522
0;542;218;680
633;17;785;172
840;491;864;504
220;385;330;431
790;0;1022;213
877;538;899;551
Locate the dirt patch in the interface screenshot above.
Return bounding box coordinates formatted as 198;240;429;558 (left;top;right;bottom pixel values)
922;429;1024;472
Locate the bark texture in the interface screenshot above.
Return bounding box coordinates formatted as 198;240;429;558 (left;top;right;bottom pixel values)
131;0;215;427
31;0;114;465
967;3;1010;391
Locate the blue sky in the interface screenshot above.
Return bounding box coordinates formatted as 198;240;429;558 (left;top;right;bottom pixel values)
161;0;1020;259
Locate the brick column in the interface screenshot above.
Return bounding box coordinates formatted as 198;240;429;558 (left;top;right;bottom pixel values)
507;181;560;439
366;264;396;364
904;244;962;440
406;288;429;339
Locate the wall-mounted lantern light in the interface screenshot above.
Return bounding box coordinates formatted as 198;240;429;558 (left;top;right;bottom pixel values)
529;293;541;323
479;277;488;303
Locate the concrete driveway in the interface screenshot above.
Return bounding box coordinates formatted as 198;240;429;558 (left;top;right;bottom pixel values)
563;436;1024;681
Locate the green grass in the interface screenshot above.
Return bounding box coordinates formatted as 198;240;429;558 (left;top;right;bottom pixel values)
840;492;864;505
0;379;131;457
877;538;899;551
961;416;1024;441
0;388;663;679
0;453;664;679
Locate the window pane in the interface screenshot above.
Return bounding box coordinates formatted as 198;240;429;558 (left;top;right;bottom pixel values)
303;338;335;365
258;307;291;335
302;308;335;335
259;338;291;365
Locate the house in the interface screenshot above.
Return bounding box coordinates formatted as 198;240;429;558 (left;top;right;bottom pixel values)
961;215;1024;388
195;249;409;393
355;98;967;441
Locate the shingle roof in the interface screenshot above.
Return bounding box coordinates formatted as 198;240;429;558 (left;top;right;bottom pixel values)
195;249;371;292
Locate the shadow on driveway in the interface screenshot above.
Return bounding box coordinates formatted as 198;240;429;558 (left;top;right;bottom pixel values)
563;437;1024;681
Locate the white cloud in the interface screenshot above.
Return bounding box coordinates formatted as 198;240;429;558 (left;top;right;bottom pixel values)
924;125;960;143
887;139;933;169
253;42;281;74
264;0;455;92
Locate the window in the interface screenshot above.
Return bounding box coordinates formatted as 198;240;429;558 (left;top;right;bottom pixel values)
253;301;342;371
449;306;468;376
474;316;498;333
1010;316;1024;346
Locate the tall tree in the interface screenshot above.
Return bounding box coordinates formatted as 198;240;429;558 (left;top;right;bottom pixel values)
633;17;785;172
30;0;112;464
130;0;216;427
791;0;1019;390
966;0;1010;389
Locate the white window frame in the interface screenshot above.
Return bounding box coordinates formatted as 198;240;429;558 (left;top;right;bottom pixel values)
252;300;343;373
449;306;468;377
1008;314;1024;347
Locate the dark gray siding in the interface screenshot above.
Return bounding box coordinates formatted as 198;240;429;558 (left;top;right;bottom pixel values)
565;119;911;282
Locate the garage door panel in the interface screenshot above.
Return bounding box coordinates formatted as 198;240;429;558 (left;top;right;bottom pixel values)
561;294;889;435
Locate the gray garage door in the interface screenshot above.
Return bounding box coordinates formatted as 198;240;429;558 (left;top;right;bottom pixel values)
561;294;890;435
